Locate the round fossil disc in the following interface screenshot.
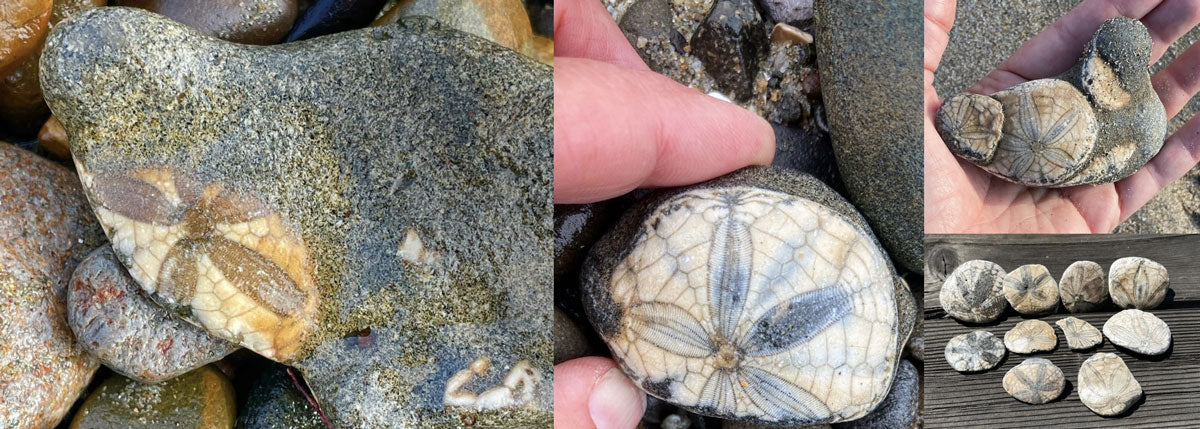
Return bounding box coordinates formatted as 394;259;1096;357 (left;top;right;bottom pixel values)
944;330;1005;373
984;79;1099;186
1059;261;1108;313
1102;309;1170;355
584;177;901;424
1078;352;1142;416
1108;257;1168;310
938;260;1007;323
1054;317;1102;350
1004;320;1057;354
1002;358;1065;404
1002;264;1059;315
936;94;1004;164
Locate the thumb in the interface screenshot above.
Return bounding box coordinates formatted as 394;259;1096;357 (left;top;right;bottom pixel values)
554;357;645;429
924;0;956;108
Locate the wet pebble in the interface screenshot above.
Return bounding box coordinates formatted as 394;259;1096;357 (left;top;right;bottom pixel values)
1078;352;1142;416
1108;256;1168;310
1055;316;1102;350
69;365;236;428
1058;260;1107;313
1102;309;1170;355
691;0;766;101
284;0;388;41
114;0;298;44
1002;264;1059;315
1002;358;1064;405
238;364;325;429
939;260;1007;323
1004;319;1057;354
0;0;51;72
944;330;1005;372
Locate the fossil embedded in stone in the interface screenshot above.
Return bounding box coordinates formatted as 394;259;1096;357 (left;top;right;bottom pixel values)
1103;309;1170;355
444;357;538;410
936;94;1004;164
985;80;1098;185
1078;352;1142;416
1004;319;1056;354
1108;257;1168;310
1059;260;1107;313
944;330;1005;373
1054;316;1102;350
939;260;1007;323
1002;358;1064;404
1002;264;1059;315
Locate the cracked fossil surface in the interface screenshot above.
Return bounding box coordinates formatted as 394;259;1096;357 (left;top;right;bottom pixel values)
1103;309;1170;355
936;17;1166;187
944;330;1005;373
1002;358;1064;405
939;259;1007;323
583;166;914;425
1078;352;1142;416
1004;319;1057;354
1055;316;1102;350
1002;264;1059;315
1108;256;1169;310
1059;260;1108;313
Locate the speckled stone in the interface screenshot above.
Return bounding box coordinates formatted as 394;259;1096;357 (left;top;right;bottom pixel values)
582;166;915;425
1103;309;1170;355
939;259;1007;323
1108;256;1169;310
814;0;921;273
1002;358;1064;404
42;7;551;427
284;0;388;41
1059;260;1107;313
832;360;919;429
1004;319;1056;354
1002;264;1059;315
375;0;537;61
237;365;325;429
68;245;240;383
1055;316;1102;350
69;365;236;428
114;0;298;44
944;330;1005;373
0;143;104;429
1078;352;1142;416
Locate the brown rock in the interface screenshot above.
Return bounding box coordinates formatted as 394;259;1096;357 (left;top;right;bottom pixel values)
375;0;536;59
37;115;70;159
115;0;298;44
0;0;51;73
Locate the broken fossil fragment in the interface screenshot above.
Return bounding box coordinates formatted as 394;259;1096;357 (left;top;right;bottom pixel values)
1054;316;1102;350
936;17;1166;187
1002;264;1059;315
944;330;1006;373
1002;358;1064;405
939;259;1007;323
1108;256;1169;310
1078;352;1142;416
1059;260;1108;313
582;166;914;425
1004;320;1057;354
1103;309;1170;355
41;7;552;427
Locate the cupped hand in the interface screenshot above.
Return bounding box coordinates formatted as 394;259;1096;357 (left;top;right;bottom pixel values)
925;0;1200;233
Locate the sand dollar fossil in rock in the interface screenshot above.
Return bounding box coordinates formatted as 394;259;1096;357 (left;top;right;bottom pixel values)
936;94;1004;164
583;167;906;425
1054;316;1101;350
1002;264;1059;315
1004;320;1056;354
944;330;1005;373
1102;309;1170;355
939;260;1007;323
984;79;1098;185
1108;257;1168;310
1002;358;1064;405
1078;352;1142;416
1059;260;1107;313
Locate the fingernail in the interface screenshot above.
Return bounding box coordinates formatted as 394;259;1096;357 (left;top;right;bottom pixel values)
588;368;645;429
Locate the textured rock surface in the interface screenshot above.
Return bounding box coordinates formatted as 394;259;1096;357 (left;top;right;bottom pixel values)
582;166;913;425
1004;319;1056;354
944;330;1005;373
939;259;1007;323
833;360;919;429
1103;309;1170;355
0;143;105;428
114;0;298;44
237;364;325;429
68;245;240;383
1002;358;1064;404
691;0;766;101
69;365;236;428
1055;316;1101;350
1002;264;1058;315
1078;352;1142;416
42;8;552;426
376;0;537;61
1058;260;1107;313
814;0;921;272
1108;256;1168;310
759;0;812;24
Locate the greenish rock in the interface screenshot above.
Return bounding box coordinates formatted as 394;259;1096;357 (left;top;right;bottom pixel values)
237;365;325;429
42;7;551;427
69;365;237;429
814;0;922;272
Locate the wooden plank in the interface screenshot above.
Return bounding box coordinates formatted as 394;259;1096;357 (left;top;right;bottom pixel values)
923;234;1200;428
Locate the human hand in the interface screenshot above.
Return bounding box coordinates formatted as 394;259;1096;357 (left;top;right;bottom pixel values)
925;0;1200;233
553;0;775;204
554;357;645;429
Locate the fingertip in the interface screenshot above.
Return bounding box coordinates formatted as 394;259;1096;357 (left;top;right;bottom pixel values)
587;367;646;429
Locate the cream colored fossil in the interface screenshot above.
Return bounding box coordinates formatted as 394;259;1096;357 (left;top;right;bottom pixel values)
1055;317;1102;350
1002;358;1064;404
1108;257;1168;310
1102;309;1170;355
1002;264;1059;315
444;357;538;410
1078;353;1142;416
75;164;319;362
939;260;1007;323
1059;261;1107;313
944;330;1005;373
1004;320;1057;354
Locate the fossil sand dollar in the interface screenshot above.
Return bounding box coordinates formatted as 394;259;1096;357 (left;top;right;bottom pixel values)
939;260;1007;323
1103;309;1170;355
1055;317;1102;350
1108;257;1168;310
1002;358;1064;405
1059;261;1107;313
1004;319;1056;354
583;167;911;425
983;79;1098;185
1002;264;1059;315
944;330;1005;373
936;93;1004;164
1078;353;1142;416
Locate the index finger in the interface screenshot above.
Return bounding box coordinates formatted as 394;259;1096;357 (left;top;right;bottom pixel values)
555;0;649;70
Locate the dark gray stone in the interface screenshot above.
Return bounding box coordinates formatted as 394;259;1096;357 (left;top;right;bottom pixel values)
834;360;920;429
237;365;325;429
692;0;766;101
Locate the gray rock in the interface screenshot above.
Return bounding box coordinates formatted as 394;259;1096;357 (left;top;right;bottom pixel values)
758;0;813;25
42;8;551;427
1004;319;1057;354
944;330;1005;373
1078;352;1142;416
1108;256;1169;310
939;260;1007;323
770;123;843;191
833;360;919;429
237;365;325;429
1103;309;1170;355
618;0;678;72
553;308;591;364
814;0;922;273
1059;260;1108;313
1055;316;1102;350
67;245;239;383
1002;358;1064;404
692;0;766;101
1002;264;1059;315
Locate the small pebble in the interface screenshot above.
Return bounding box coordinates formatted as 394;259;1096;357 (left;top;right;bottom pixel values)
1004;319;1057;354
758;0;813;24
36;114;70;159
1002;358;1065;404
1058;260;1108;312
769;22;813;45
939;260;1008;323
68;365;236;428
1078;352;1142;416
945;330;1005;372
114;0;298;44
1108;256;1169;310
1102;309;1170;355
1055;316;1102;350
1002;264;1059;315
